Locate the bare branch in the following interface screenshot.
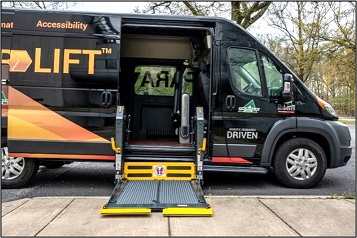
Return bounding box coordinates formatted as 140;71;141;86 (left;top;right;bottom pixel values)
3;1;76;10
182;2;201;15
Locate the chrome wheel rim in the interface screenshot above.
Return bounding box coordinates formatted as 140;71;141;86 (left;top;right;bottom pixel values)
2;147;25;180
286;148;317;180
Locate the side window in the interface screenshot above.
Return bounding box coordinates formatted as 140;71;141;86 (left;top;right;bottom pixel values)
227;48;262;96
262;55;283;97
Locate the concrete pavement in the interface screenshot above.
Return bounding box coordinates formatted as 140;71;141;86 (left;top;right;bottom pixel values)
2;196;355;237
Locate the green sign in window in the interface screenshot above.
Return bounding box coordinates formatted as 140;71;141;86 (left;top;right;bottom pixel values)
134;66;176;96
134;66;193;96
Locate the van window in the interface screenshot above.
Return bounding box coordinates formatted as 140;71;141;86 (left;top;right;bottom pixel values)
227;48;262;96
134;66;176;96
262;55;283;97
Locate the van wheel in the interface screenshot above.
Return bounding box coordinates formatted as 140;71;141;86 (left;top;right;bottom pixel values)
2;147;39;189
273;138;327;188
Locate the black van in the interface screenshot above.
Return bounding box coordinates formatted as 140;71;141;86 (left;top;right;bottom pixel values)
1;8;352;193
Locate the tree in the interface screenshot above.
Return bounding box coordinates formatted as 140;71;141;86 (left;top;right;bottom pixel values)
134;1;272;29
268;2;330;83
320;2;356;52
266;2;355;116
231;2;271;28
311;2;355;116
2;1;76;9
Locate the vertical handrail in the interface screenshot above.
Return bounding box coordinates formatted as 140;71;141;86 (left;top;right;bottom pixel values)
111;106;125;184
195;107;205;185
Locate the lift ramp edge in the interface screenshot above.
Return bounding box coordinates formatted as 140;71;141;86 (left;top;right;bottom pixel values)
163;207;213;216
100;207;152;215
100;180;212;216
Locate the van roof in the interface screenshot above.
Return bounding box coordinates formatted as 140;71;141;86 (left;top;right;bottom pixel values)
2;7;236;25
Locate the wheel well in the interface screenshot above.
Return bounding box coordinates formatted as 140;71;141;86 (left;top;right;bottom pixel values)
272;132;331;167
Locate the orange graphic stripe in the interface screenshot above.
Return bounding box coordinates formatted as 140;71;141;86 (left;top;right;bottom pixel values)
211;157;253;164
8;86;108;142
2;105;8;116
9;153;115;160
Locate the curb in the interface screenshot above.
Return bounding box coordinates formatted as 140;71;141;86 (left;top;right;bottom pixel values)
4;195;354;202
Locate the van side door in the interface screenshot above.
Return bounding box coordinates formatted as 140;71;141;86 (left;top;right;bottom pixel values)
217;44;288;165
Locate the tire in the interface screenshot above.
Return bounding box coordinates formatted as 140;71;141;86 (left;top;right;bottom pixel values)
41;161;66;169
2;147;39;189
273;138;327;188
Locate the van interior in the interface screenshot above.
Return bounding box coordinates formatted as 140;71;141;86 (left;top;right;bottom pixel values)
118;26;212;158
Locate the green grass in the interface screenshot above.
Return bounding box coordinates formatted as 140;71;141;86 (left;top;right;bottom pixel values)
330;192;356;199
343;192;356;199
339;119;355;124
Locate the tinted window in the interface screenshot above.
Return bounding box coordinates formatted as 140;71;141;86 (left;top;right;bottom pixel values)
227;48;262;96
262;55;283;97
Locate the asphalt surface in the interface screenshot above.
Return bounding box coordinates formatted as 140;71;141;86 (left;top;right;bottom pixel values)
2;124;355;203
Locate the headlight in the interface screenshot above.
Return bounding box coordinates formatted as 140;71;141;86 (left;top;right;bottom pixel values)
324;102;337;117
316;97;337;117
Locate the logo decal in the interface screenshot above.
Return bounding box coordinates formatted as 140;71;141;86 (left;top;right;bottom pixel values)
2;48;112;74
227;128;258;140
2;50;32;72
154;165;166;176
278;102;295;114
238;100;260;113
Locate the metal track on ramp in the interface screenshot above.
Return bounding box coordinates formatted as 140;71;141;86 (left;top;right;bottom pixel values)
101;180;212;216
116;180;158;205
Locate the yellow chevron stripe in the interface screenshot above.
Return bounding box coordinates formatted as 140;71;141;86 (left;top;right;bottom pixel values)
100;207;151;215
163;207;213;216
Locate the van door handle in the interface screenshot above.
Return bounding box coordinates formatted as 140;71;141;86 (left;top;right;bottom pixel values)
226;95;235;110
107;91;113;106
231;96;236;109
101;91;112;108
225;95;231;109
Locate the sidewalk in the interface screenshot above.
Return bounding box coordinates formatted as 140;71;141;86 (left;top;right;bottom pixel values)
2;196;355;237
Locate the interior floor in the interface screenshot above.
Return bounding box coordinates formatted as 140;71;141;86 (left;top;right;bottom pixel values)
127;139;192;147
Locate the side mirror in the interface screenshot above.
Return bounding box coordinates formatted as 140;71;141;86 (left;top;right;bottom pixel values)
282;73;294;102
